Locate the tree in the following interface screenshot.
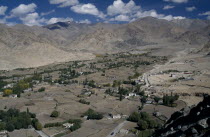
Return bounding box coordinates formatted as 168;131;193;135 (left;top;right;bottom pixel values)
147;120;158;129
50;110;59;118
163;94;179;107
27;108;29;114
70;123;81;131
137;120;148;130
6;123;15;132
82;109;103;120
112;80;121;87
154;96;161;103
118;87;129;95
3;89;13;96
127;112;141;122
141;96;147;104
163;95;170;106
119;93;123;101
35;122;42;130
14;122;22;129
0;108;39;132
0;122;6;130
140;112;150;121
32;118;38;127
0;80;7;89
139;91;145;96
38;87;45;92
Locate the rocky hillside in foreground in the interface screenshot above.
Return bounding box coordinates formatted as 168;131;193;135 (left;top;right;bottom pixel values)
153;95;210;137
0;17;209;70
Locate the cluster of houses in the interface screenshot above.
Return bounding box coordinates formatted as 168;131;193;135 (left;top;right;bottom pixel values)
108;113;128;120
125;93;138;99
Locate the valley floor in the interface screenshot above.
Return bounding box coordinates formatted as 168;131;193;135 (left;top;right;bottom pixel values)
0;46;209;137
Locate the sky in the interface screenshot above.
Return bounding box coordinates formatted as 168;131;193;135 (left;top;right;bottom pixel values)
0;0;209;26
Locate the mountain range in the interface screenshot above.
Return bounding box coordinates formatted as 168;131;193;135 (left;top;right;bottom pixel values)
0;17;209;70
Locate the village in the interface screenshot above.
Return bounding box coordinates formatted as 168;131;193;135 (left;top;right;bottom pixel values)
0;49;209;137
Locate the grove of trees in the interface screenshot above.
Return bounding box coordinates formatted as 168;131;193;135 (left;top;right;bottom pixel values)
163;94;179;107
82;109;103;120
127;112;159;131
0;108;41;132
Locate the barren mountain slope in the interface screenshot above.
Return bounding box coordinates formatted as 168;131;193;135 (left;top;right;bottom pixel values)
172;18;210;30
0;24;94;70
67;17;189;53
0;17;209;70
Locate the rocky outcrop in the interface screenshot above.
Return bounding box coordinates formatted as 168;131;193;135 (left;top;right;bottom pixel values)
153;95;210;137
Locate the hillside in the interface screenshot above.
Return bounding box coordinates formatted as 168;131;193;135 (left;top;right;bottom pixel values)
0;17;209;70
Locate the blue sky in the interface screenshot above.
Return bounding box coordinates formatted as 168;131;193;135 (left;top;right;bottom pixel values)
0;0;209;26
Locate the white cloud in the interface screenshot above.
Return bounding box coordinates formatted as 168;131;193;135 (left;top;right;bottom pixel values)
134;10;185;21
41;10;55;16
135;10;156;18
8;3;46;26
71;4;105;18
199;11;210;16
11;3;37;17
20;12;46;26
163;5;175;10
0;6;8;15
199;11;210;20
110;14;130;22
78;19;91;24
49;0;79;7
163;0;188;3
185;6;196;12
173;16;186;19
106;0;185;22
107;0;140;16
47;17;73;24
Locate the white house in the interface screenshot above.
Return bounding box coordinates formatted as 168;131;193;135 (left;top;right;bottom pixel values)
63;123;74;128
0;130;8;135
146;100;153;104
125;93;137;99
128;93;137;97
9;94;17;98
84;91;92;96
110;114;121;119
83;116;88;120
135;80;141;84
158;100;163;104
79;72;84;75
153;112;161;117
3;83;14;89
121;115;128;119
120;129;129;134
23;88;32;92
32;80;40;84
